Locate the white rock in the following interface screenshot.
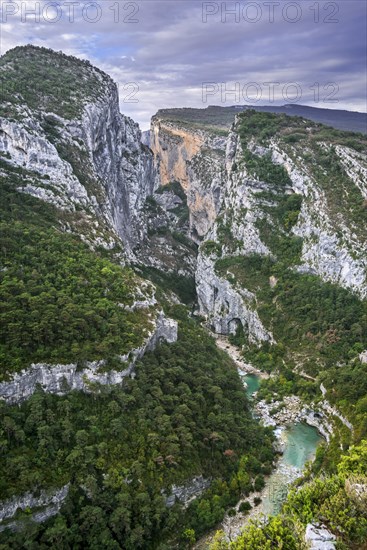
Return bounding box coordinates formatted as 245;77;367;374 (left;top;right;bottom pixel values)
196;252;273;344
0;485;69;532
305;523;336;550
0;313;177;405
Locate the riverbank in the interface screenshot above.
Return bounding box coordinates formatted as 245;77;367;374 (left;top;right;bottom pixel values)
255;395;334;443
193;336;325;549
217;422;322;542
213;335;270;379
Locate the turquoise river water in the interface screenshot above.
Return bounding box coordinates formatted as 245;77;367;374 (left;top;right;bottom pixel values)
242;373;323;516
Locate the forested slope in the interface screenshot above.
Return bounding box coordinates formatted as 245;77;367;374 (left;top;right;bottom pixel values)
0;46;275;548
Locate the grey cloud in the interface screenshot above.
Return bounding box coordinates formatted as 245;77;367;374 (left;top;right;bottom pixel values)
0;0;365;128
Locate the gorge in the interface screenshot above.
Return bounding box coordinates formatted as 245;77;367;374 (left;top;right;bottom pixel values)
0;46;366;549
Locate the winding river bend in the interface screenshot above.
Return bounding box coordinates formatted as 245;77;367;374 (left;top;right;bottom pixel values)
241;373;322;518
201;337;324;544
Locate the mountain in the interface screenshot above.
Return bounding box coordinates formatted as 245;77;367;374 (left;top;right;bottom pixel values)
0;45;157;254
155;103;367;134
0;46;273;547
151;106;367;547
0;46;366;549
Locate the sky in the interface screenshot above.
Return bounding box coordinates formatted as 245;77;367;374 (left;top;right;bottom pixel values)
1;0;366;129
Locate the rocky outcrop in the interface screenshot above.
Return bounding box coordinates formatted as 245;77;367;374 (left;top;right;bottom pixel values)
305;523;336;550
320;401;354;432
254;393;354;443
271;142;367;298
77;86;157;251
0;313;177;404
164;476;211;508
0;119;91;209
150;117;226;239
0;52;157;254
345;478;367;511
141;130;151;147
151;118;205;188
218;131;273;257
333;144;367;198
196;252;273;343
0;485;69;533
186;148;226;239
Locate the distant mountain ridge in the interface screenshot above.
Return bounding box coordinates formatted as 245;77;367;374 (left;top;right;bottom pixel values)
155;104;367;134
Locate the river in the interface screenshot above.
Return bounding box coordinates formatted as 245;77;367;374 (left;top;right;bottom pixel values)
195;337;324;547
238;374;322;519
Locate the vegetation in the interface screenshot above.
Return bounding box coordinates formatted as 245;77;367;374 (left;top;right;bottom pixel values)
137;265;196;305
283;441;367;545
0;45;106;119
241;150;292;186
202;240;222;257
320;359;367;444
305;143;367;244
210;441;367;549
0;309;274;547
237;109;367;149
0;180;154;378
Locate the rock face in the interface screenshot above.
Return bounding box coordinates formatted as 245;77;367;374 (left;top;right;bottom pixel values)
196;252;273;343
194;127;274;342
150;116;226;239
141;129;151;147
0;47;157;254
0;119;91;209
165;476;211;508
191;113;367;340
0;485;69;533
271;142;367;298
305;523;336;550
0;313;177;405
79;86;157;251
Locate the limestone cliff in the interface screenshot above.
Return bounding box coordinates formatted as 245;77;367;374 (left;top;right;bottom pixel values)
151;108;366;342
150;115;226;239
0;45;156;254
196;252;273;343
271;141;367;297
0;312;177;405
0;485;70;533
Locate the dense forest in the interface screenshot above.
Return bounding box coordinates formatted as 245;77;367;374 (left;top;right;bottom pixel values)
0;46;366;549
0;183;155;378
0;306;274;548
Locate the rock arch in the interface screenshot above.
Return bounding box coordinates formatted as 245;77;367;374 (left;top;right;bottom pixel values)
227;318;249;339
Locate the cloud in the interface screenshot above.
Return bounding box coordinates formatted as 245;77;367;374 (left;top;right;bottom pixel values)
0;0;366;128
